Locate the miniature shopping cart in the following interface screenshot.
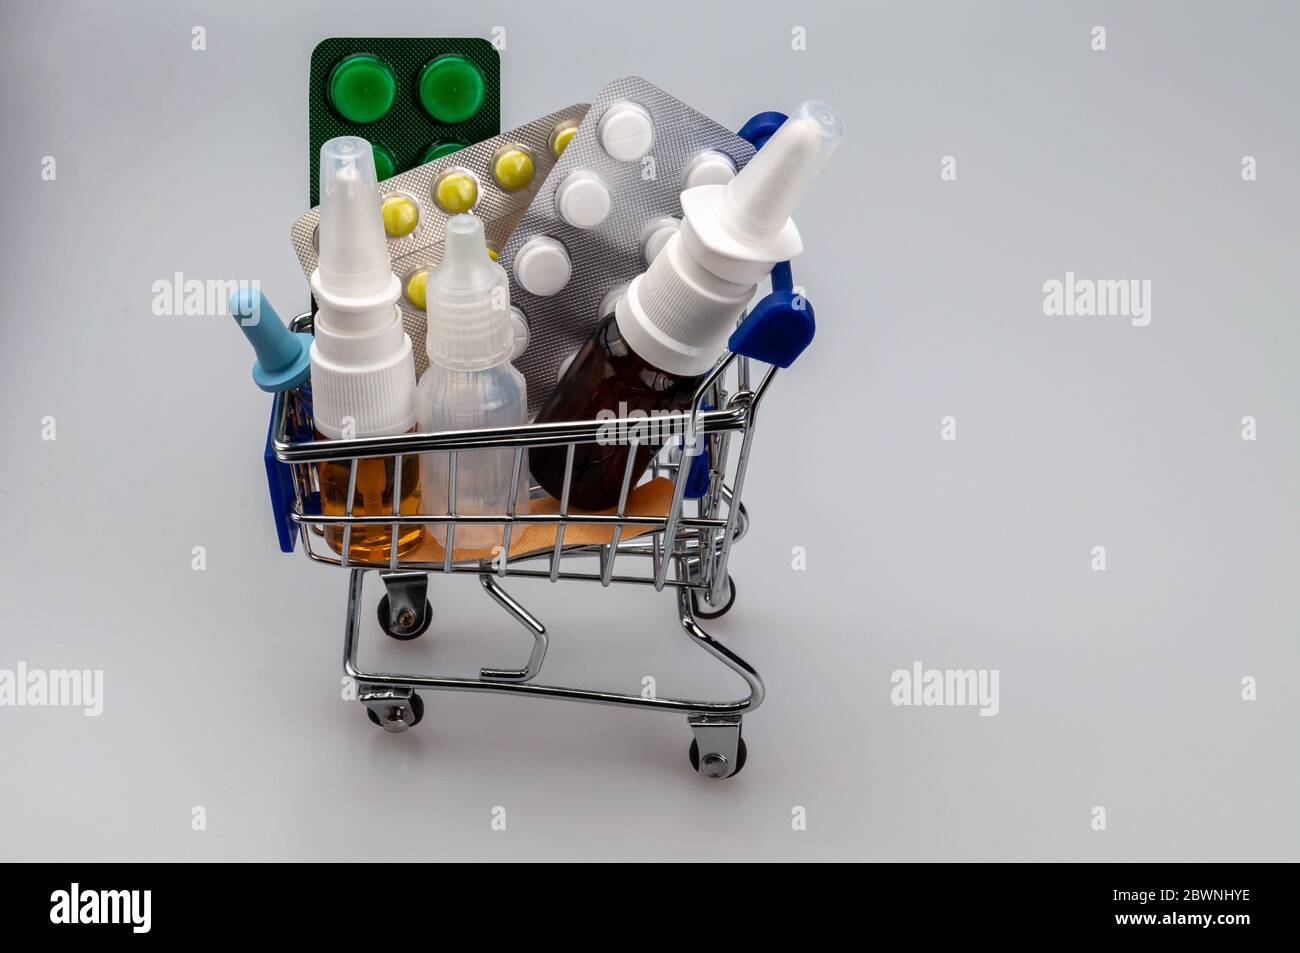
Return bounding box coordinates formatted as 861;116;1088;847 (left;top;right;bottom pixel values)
264;112;814;779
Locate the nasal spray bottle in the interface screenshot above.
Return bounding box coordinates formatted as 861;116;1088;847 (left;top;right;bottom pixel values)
310;136;423;561
417;214;529;550
532;101;844;510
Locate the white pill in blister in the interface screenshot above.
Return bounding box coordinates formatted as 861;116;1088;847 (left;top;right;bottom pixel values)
514;236;572;297
509;306;530;359
598;282;630;319
597;101;654;162
639;216;680;266
555;170;612;229
682;149;737;189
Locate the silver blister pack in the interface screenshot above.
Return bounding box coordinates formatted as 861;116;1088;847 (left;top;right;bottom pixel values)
290;104;590;376
499;76;756;414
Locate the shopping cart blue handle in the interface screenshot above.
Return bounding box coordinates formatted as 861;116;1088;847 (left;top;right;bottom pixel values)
727;111;816;369
264;402;298;553
737;111;788;150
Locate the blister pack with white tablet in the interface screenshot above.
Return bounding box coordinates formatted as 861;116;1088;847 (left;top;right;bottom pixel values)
498;76;756;414
290;104;589;376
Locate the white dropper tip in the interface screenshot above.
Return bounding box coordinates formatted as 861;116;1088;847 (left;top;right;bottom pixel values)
316;136;393;299
424;214;514;370
437;214;497;291
719;100;845;247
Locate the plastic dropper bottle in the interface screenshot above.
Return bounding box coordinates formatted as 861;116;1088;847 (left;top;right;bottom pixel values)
416;214;529;551
531;100;844;510
309;136;423;561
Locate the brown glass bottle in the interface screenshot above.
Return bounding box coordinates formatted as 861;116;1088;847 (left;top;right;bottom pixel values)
531;313;704;510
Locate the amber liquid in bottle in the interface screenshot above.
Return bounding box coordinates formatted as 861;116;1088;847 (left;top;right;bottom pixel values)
315;430;424;563
531;313;704;511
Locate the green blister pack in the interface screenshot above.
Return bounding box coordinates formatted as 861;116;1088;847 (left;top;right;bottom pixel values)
309;37;501;205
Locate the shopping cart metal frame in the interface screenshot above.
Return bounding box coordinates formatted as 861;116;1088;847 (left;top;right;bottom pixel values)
268;110;810;779
272;313;777;779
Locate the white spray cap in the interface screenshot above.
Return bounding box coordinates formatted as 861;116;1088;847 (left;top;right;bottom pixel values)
719;100;843;250
676;100;845;283
308;136;414;439
424;215;514;371
616;100;843;378
316;136;394;299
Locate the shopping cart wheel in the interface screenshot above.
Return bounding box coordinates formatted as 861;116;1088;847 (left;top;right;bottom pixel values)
376;593;433;640
690;575;736;620
689;736;748;779
366;692;425;732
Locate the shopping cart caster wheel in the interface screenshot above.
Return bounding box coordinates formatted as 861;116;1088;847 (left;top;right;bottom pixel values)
377;594;433;641
366;693;424;732
690;575;736;620
689;737;747;779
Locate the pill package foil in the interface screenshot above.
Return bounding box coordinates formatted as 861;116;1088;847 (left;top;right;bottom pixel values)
309;38;502;205
291;103;590;376
500;76;756;415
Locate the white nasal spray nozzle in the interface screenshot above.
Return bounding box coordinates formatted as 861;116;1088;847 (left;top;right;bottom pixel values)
616;100;844;377
308;135;415;439
315;136;397;300
424;215;515;371
717;99;844;256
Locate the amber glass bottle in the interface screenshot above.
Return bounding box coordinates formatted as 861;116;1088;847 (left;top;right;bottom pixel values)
531;313;703;510
315;432;424;562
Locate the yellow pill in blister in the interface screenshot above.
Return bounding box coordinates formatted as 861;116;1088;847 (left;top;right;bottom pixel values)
381;195;419;238
434;171;478;213
550;125;576;158
405;270;428;310
493;147;535;191
486;243;499;261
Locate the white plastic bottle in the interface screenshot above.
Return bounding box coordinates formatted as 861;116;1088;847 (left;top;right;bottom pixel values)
416;214;529;550
309;136;422;561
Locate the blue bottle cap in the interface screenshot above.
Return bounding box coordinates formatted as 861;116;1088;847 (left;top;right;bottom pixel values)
229;288;312;392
